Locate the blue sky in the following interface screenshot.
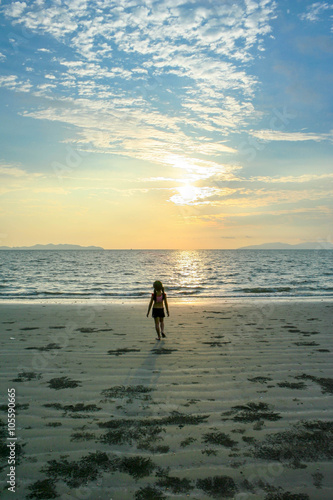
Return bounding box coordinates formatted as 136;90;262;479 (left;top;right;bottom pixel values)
0;0;332;249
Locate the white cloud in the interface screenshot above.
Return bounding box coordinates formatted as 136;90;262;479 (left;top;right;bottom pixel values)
253;173;333;183
0;75;32;93
250;129;333;142
2;0;276;132
3;2;27;18
0;163;42;178
300;2;333;22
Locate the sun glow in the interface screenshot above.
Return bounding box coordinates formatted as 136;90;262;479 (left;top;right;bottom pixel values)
169;182;218;206
177;183;199;203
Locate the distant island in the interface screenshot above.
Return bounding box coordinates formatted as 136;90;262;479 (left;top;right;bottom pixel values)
238;241;333;250
0;244;104;250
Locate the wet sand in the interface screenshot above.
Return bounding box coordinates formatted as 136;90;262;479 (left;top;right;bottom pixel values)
0;300;332;499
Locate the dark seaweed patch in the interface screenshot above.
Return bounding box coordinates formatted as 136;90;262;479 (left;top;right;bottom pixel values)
20;327;39;330
100;420;164;447
0;403;29;412
70;431;96;441
202;448;218;456
76;327;97;333
101;385;152;400
25;343;62;351
242;436;256;443
107;348;140;356
99;411;207;449
119;456;157;479
312;471;324;489
27;479;58;499
183;398;199;407
203;432;237;448
47;377;81;390
156;475;194;493
196;476;238;498
253;420;333;467
202;341;224;347
222;402;281;423
180;437;196;447
138;443;170;453
265;493;310;500
46;422;62;427
43;451;115;487
294;341;319;346
151;347;178;354
135;486;166;499
160;411;209;427
62;403;101;413
12;371;42;382
43;403;63;410
277;382;307;390
248;377;273;384
295;374;333;394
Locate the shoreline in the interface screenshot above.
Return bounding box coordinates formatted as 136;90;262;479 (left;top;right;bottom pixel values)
0;295;333;306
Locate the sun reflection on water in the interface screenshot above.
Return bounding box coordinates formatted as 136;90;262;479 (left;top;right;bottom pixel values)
168;250;209;301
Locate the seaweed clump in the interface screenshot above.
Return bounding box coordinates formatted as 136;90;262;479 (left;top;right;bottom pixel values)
222;402;281;423
101;385;152;401
196;476;238;498
119;456;156;479
295;374;333;394
135;486;166;499
47;377;81;390
248;376;273;384
108;348;140;356
265;493;310;500
42;451;113;487
27;479;58;499
253;420;333;467
42;451;157;487
44;403;101;415
203;432;237;448
99;418;164;449
277;382;307;390
160;411;209;427
156;469;194;494
12;371;42;382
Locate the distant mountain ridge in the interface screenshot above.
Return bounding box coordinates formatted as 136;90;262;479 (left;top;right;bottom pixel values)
238;241;333;250
0;244;104;250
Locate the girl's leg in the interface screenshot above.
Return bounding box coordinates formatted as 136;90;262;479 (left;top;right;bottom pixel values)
154;317;161;339
160;318;165;337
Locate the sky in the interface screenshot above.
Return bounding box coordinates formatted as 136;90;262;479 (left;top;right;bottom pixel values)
0;0;332;249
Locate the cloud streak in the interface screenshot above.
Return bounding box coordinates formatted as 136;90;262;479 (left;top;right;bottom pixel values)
250;129;333;142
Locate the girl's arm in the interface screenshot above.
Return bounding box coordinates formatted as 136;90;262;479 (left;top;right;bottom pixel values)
147;296;154;317
164;294;170;316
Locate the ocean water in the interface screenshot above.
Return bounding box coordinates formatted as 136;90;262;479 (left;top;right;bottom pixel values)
0;249;332;301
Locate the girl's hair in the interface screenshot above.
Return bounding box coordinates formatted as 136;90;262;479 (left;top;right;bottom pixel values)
153;280;165;301
153;280;164;292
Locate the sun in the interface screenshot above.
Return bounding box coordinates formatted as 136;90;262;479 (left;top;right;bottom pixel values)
176;183;198;203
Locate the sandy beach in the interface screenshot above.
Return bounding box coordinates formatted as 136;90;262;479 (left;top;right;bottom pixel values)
0;300;332;499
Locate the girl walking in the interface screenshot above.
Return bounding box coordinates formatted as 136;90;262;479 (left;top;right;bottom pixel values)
147;280;169;340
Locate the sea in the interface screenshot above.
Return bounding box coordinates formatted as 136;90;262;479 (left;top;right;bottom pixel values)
0;249;332;303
